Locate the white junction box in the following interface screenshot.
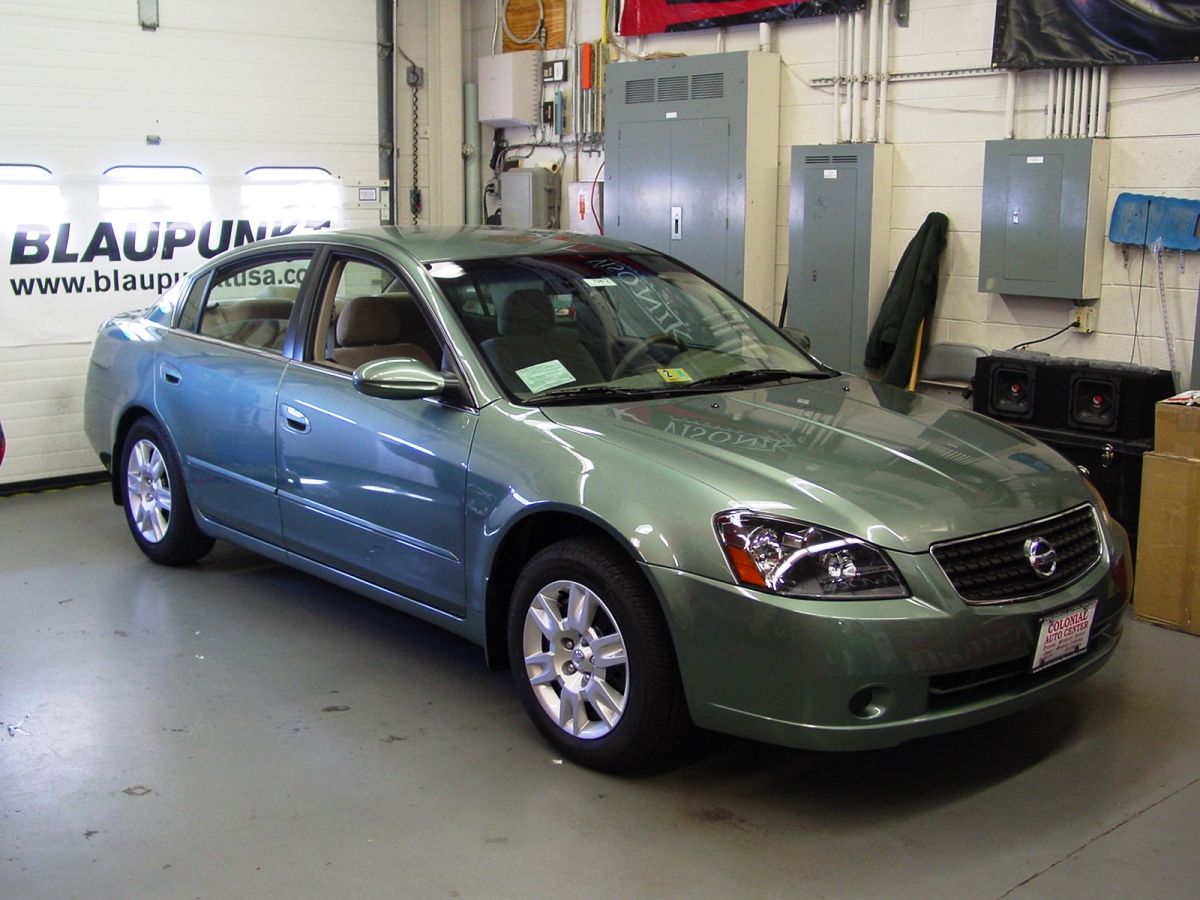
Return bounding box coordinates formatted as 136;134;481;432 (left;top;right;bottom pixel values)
478;51;540;129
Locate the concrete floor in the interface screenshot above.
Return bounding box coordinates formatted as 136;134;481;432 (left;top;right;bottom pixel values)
2;484;1199;899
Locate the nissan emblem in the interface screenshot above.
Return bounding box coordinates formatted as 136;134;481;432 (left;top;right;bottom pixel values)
1024;537;1058;578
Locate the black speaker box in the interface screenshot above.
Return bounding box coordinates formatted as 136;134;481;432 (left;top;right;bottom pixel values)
1064;366;1176;438
974;353;1174;439
1018;423;1150;537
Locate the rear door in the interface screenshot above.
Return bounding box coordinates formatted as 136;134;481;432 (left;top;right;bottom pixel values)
155;250;313;543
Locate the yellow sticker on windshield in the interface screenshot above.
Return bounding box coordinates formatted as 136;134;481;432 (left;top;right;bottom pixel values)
657;368;693;383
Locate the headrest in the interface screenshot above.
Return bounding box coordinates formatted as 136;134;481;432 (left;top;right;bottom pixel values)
336;295;401;347
497;289;554;336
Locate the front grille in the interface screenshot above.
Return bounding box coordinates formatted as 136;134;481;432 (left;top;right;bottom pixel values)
931;505;1102;604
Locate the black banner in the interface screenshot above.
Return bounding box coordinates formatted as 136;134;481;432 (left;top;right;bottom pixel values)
993;0;1200;69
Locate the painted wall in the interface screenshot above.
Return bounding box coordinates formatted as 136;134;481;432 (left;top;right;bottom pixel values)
0;0;380;485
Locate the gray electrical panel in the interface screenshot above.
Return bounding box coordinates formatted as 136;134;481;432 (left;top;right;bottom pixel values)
978;138;1110;300
786;143;892;376
500;167;559;229
603;51;780;313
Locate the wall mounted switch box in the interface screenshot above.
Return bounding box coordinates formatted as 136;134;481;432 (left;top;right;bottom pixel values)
978;138;1110;300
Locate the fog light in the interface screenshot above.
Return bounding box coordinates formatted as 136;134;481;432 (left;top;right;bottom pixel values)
849;687;874;716
848;684;891;720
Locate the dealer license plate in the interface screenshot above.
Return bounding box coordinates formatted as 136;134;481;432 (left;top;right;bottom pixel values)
1032;598;1098;673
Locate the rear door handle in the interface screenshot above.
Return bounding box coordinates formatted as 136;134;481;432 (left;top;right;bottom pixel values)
281;404;310;434
160;362;181;385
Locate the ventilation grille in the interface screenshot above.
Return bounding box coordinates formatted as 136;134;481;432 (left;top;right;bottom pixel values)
626;79;655;104
930;505;1102;604
805;154;860;166
623;72;725;104
691;72;724;99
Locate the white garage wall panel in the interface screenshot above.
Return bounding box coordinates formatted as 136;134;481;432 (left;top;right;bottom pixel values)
0;0;380;487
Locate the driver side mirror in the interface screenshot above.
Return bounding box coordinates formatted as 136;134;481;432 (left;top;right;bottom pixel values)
353;357;446;399
781;326;812;352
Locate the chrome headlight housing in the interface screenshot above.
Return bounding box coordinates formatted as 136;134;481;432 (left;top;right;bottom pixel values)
714;511;909;600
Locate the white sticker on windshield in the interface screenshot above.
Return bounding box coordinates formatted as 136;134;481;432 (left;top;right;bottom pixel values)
516;359;576;393
584;277;617;287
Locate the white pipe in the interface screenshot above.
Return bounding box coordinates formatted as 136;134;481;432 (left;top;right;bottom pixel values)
850;10;863;142
879;0;891;143
1080;68;1089;137
1046;69;1056;138
833;14;843;143
1087;67;1098;136
1097;66;1110;136
866;0;879;143
1056;68;1068;137
1005;70;1016;139
716;27;726;54
759;22;771;53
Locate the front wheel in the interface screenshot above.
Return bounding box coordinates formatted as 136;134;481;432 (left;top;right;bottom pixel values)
508;537;690;772
120;418;215;566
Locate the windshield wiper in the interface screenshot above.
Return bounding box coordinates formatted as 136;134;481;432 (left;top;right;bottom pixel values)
684;368;832;389
528;384;665;405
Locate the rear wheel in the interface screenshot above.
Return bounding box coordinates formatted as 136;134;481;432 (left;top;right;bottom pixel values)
508;537;690;772
121;418;214;565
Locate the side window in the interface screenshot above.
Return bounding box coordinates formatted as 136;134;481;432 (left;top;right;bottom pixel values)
314;258;442;371
194;254;311;352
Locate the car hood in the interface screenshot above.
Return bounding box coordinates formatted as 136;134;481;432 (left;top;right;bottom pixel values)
540;375;1092;553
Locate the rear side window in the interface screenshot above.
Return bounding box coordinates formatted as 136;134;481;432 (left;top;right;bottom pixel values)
179;254;312;353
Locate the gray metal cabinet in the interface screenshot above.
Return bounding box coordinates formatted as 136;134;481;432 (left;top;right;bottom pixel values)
786;144;892;376
603;51;779;314
978;138;1110;300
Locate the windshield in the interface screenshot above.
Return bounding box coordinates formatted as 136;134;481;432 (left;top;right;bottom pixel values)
431;251;824;403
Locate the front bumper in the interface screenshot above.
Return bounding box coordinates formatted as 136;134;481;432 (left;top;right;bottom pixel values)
647;543;1129;752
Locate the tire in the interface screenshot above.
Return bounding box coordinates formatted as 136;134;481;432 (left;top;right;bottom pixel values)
508;536;691;772
120;417;215;566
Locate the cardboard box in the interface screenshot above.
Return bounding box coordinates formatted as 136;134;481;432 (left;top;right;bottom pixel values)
1154;400;1200;458
1134;451;1200;635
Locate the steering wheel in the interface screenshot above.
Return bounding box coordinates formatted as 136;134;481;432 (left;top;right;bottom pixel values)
611;332;688;379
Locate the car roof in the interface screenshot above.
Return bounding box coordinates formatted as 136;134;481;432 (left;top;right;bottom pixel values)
255;225;649;266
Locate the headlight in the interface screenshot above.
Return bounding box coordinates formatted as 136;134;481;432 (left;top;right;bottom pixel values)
714;511;909;600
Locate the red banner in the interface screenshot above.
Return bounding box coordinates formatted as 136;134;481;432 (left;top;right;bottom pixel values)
619;1;865;38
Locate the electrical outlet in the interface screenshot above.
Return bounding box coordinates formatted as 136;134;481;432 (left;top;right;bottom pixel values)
1070;305;1095;333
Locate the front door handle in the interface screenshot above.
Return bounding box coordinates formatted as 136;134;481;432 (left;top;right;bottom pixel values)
281;404;310;434
160;362;182;385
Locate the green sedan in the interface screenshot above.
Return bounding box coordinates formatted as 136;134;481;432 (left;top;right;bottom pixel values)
84;226;1132;772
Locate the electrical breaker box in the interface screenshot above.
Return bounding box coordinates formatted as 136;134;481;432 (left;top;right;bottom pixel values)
978;138;1110;300
786;143;893;376
603;51;780;312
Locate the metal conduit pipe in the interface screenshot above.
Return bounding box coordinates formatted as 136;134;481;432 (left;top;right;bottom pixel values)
879;0;891;143
464;83;482;225
1097;67;1110;136
1005;70;1016;139
1080;68;1089;137
866;0;879;143
850;10;863;142
834;14;843;143
376;0;396;225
